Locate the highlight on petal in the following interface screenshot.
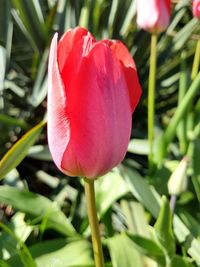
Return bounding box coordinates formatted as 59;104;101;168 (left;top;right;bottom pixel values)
47;33;71;173
104;40;142;112
57;27;89;72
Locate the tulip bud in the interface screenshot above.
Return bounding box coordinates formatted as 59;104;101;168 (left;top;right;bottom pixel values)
136;0;171;34
193;0;200;19
47;27;142;179
167;157;188;196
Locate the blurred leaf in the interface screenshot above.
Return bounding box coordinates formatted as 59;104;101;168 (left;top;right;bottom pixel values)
0;114;28;129
173;18;199;51
121;200;149;236
0;121;45;180
107;233;143;267
7;238;93;267
124;167;160;218
28;145;52;161
128;234;165;266
0;221;36;267
0;260;11;267
95;169;129;217
128;139;149;155
0;212;32;259
156;72;200;163
178;211;200;238
11;0;47;51
154;196;175;257
0;185;76;236
173;216;200;265
29;49;48;107
171;255;194;267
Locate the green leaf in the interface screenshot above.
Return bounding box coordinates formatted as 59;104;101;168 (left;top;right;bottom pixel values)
128;139;149;155
11;0;47;51
154;196;175;257
0;185;76;236
121;200;149;235
173;18;199;51
107;233;143;267
124;167;160;218
0;121;45;180
95;169;129;217
128;234;165;265
156;72;200;163
7;239;93;267
0;221;36;267
0;260;11;267
171;255;194;267
0;114;28;129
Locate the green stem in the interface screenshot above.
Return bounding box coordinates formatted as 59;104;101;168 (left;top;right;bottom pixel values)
148;34;157;168
191;39;200;81
177;51;188;154
157;72;200;163
84;178;104;267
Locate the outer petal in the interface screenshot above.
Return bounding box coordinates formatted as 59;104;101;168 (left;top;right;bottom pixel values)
61;42;133;178
136;0;170;33
103;40;142;112
157;0;171;32
47;33;71;173
57;27;95;72
193;0;200;19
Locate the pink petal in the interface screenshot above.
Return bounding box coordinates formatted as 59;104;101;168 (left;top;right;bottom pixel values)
136;0;170;33
61;42;132;178
104;40;142;112
57;27;95;72
47;33;71;173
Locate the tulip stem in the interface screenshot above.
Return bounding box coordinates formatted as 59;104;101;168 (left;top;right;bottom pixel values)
191;39;200;81
148;33;157;168
84;178;104;267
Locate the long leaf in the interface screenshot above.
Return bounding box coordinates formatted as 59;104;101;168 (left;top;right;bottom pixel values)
0;185;76;236
0;121;45;180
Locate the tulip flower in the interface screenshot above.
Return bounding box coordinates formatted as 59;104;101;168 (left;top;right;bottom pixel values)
136;0;171;34
193;0;200;19
47;27;141;179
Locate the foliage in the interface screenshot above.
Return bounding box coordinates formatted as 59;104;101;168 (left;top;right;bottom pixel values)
0;0;200;266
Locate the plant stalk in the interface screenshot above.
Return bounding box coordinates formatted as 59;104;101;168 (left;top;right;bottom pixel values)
84;178;104;267
157;72;200;163
191;39;200;81
148;33;157;168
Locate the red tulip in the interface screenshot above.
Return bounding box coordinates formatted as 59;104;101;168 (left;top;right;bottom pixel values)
136;0;171;33
47;27;141;179
193;0;200;19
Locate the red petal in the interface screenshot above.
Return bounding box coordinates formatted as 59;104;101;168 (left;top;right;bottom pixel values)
57;27;94;72
105;40;142;112
61;42;132;178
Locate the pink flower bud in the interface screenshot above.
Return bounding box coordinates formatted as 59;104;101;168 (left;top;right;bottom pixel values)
136;0;171;34
47;27;142;179
193;0;200;19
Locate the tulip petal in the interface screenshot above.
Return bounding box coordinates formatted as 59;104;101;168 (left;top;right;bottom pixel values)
57;27;88;72
47;33;71;172
57;27;95;72
136;0;170;33
61;42;132;178
104;40;142;112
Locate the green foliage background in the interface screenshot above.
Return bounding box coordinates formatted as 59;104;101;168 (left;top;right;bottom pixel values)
0;0;200;266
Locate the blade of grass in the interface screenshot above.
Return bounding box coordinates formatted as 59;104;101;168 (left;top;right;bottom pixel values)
156;72;200;164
